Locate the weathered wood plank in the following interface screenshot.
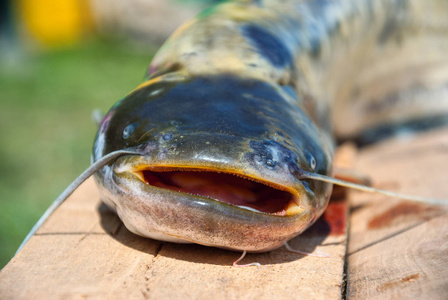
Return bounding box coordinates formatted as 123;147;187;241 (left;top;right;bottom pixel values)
347;127;448;299
0;178;161;299
0;151;350;299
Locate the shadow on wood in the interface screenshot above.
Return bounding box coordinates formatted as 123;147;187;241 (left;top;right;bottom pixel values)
97;199;336;266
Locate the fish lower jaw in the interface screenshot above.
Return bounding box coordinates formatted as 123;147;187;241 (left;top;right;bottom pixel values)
129;167;307;216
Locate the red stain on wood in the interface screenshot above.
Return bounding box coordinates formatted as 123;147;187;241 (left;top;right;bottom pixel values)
302;191;347;237
323;197;347;236
376;273;420;292
368;202;442;230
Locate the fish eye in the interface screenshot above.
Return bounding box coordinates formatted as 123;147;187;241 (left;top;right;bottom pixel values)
306;152;316;171
123;123;137;139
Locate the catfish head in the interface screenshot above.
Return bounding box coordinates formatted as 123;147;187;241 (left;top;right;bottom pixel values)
93;73;333;252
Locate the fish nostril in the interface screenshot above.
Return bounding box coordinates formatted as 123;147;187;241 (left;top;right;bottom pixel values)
168;143;178;151
162;133;173;142
265;158;277;168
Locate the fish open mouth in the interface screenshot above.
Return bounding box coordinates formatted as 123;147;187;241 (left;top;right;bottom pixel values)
131;168;303;216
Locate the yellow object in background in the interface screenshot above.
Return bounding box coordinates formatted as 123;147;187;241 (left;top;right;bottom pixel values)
17;0;93;48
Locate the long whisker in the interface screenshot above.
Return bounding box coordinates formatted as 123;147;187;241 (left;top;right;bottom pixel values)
298;170;446;205
16;150;139;254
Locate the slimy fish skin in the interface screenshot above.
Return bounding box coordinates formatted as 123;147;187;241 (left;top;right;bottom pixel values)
92;0;448;252
17;0;448;254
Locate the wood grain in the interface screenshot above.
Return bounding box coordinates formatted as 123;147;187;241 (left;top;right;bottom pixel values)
347;127;448;299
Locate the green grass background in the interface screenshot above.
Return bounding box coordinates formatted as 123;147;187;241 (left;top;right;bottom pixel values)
0;39;156;268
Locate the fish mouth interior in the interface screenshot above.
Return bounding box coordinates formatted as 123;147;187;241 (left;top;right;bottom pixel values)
132;168;302;216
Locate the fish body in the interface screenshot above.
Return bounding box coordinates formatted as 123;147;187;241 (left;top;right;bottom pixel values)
93;0;448;252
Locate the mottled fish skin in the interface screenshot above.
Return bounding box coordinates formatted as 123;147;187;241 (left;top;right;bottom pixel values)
147;0;448;138
93;0;448;252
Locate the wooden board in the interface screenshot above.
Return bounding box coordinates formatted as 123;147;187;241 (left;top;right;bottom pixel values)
347;127;448;299
0;158;349;299
1;127;447;299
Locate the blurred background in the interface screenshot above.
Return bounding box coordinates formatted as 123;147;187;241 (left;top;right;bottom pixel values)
0;0;221;268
